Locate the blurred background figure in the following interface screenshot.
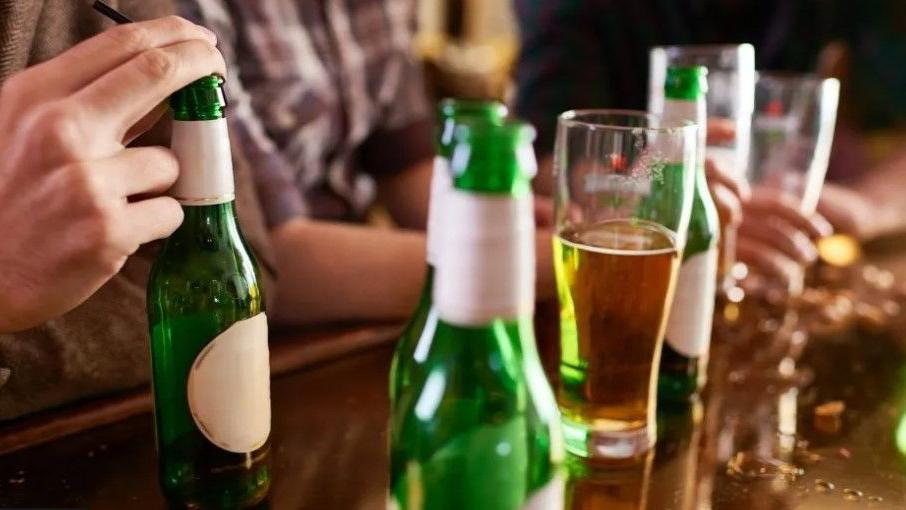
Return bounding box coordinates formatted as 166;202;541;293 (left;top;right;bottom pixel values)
512;0;906;251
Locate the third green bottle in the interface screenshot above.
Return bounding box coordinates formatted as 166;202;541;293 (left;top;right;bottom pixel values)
658;66;720;402
389;120;564;509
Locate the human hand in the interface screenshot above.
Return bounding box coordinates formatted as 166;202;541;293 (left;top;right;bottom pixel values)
0;16;225;332
815;182;880;240
737;187;833;286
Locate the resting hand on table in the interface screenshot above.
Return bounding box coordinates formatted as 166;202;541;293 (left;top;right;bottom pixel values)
816;181;887;241
704;120;832;287
0;17;224;333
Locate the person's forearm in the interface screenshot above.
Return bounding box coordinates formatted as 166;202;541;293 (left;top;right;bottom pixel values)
375;159;433;230
270;218;556;326
270;218;426;325
851;149;906;239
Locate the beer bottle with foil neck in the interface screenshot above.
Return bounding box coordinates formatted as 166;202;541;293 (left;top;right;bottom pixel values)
147;75;271;508
658;66;720;402
389;121;564;510
388;99;508;408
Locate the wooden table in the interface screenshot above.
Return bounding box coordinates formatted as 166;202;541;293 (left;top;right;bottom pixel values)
2;252;906;508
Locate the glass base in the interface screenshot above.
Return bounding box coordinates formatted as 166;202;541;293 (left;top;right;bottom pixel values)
562;415;654;459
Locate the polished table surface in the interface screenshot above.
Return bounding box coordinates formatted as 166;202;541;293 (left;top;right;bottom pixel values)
3;253;906;508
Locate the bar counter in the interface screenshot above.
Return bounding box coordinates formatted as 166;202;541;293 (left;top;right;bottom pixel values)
2;241;906;509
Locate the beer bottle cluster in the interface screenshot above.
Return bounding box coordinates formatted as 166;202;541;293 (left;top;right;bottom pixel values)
145;75;714;508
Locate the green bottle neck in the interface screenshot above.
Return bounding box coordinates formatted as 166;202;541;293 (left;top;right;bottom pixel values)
171;75;226;121
173;202;241;241
435;99;509;159
665;66;708;101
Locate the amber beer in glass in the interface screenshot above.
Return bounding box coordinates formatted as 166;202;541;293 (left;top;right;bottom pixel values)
553;110;697;459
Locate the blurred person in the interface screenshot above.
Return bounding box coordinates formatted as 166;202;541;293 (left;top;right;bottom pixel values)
0;3;250;419
177;0;557;326
0;0;554;421
514;0;906;284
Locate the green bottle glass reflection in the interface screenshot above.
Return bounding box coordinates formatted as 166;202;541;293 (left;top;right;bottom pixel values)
389;121;564;510
389;99;508;407
148;75;271;508
659;66;721;402
648;399;704;510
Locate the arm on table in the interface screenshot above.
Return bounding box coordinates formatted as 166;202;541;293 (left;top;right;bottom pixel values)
374;158;433;230
270;219;426;325
270;218;557;326
818;149;906;241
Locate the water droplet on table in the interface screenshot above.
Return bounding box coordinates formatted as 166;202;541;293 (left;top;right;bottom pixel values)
843;488;863;501
814;479;835;492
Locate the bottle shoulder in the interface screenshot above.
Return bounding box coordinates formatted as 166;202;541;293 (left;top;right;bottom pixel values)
393;319;556;424
148;230;264;318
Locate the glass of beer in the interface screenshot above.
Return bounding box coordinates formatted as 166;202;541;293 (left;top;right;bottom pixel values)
553;110;697;459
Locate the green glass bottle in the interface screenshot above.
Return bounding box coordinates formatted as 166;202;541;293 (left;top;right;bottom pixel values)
389;121;564;510
388;99;508;407
148;75;271;508
658;66;721;402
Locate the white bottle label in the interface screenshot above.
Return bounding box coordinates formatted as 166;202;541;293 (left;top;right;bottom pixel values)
665;249;718;357
434;192;535;326
170;118;236;205
523;475;565;510
426;156;451;265
187;312;271;453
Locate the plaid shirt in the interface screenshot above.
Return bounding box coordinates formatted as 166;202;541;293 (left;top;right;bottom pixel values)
179;0;433;225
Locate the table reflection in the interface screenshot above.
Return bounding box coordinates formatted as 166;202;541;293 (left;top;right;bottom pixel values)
558;255;906;510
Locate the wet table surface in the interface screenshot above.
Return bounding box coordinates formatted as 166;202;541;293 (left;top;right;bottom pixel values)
3;253;906;509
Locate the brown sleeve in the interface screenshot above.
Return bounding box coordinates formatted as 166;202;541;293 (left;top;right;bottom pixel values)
0;252;153;421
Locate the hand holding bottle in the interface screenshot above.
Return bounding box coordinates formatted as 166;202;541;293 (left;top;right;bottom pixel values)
0;16;225;332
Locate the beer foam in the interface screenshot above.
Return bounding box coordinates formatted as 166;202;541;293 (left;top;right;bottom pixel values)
558;219;678;256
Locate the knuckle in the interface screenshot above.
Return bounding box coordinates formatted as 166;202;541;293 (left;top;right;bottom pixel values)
65;162;105;205
35;104;83;152
161;15;197;34
107;23;154;54
185;39;226;75
135;48;178;82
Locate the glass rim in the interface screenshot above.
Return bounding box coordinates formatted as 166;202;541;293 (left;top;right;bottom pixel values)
558;108;697;134
651;43;755;57
756;71;840;87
